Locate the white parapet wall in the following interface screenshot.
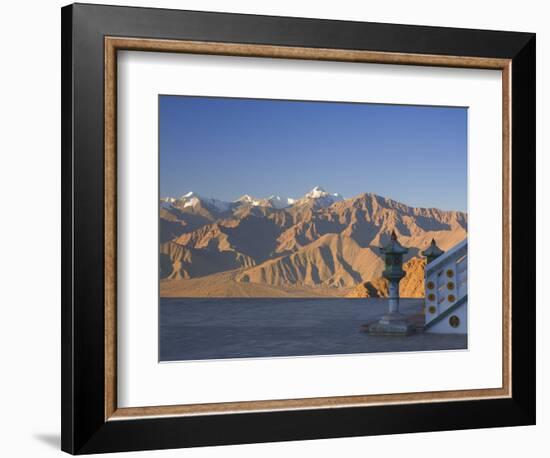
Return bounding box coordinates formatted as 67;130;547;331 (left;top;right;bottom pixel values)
424;239;467;334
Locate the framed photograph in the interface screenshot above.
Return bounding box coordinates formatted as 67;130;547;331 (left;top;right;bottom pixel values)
61;3;536;454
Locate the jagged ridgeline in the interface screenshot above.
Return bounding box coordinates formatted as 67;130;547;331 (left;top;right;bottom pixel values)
159;187;467;298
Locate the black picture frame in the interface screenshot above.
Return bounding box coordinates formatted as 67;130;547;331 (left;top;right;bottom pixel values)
61;3;535;454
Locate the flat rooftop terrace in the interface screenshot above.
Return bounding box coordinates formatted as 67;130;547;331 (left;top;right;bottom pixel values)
160;297;467;362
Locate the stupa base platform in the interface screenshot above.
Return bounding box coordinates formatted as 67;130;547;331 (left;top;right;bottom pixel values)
362;312;421;336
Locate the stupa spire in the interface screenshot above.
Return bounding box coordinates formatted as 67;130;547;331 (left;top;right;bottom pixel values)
422;238;444;265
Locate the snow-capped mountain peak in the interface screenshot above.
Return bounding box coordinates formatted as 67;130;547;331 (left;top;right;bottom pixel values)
161;187;342;212
235;194;294;209
236;194;262;206
266;195;295;209
237;194;254;202
160;197;176;209
305;186;327;198
183;197;200;208
161;192;232;213
304;186;342;200
299;186;343;207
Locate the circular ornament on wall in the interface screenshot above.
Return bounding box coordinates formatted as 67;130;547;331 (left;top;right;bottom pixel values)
449;315;460;328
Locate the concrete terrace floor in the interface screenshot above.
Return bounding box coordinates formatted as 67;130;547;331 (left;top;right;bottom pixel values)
160;297;468;362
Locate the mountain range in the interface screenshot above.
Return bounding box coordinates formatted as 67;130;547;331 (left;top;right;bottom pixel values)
159;186;467;298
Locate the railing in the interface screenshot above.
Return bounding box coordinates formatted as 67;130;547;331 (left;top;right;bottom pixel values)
424;239;467;328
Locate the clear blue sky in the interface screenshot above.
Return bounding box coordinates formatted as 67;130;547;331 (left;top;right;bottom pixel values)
160;96;467;212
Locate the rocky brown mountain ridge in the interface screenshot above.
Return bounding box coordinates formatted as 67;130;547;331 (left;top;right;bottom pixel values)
345;257;427;299
159;188;467;297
